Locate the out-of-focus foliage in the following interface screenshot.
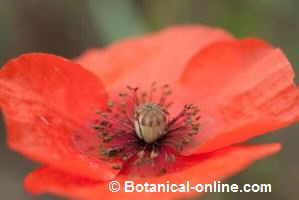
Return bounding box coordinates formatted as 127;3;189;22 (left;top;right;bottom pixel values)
0;0;298;199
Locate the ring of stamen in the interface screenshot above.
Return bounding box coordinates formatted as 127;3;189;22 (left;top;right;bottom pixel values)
92;82;200;175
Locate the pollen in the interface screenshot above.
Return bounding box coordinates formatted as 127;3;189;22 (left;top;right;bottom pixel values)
92;82;201;175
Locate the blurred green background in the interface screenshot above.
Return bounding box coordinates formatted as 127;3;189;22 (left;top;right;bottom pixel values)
0;0;298;199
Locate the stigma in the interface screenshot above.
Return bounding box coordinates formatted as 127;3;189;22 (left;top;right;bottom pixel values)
134;103;167;143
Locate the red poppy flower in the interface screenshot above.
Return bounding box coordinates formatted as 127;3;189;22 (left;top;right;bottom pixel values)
0;25;298;200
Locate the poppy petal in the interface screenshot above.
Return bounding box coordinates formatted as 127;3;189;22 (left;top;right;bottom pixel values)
0;53;119;180
25;143;280;200
177;39;299;154
75;25;234;90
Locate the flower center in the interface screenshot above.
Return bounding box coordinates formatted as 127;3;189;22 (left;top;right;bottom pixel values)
134;103;167;143
92;82;200;175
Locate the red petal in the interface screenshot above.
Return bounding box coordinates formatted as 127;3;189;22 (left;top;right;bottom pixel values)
75;25;234;91
0;53;119;180
25;143;280;200
177;39;299;154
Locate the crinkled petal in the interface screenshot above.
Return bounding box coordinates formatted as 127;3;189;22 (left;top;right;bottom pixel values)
25;143;280;200
75;25;234;91
177;39;299;154
0;53;119;180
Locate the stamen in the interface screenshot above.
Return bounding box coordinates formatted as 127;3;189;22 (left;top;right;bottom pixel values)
92;82;201;175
